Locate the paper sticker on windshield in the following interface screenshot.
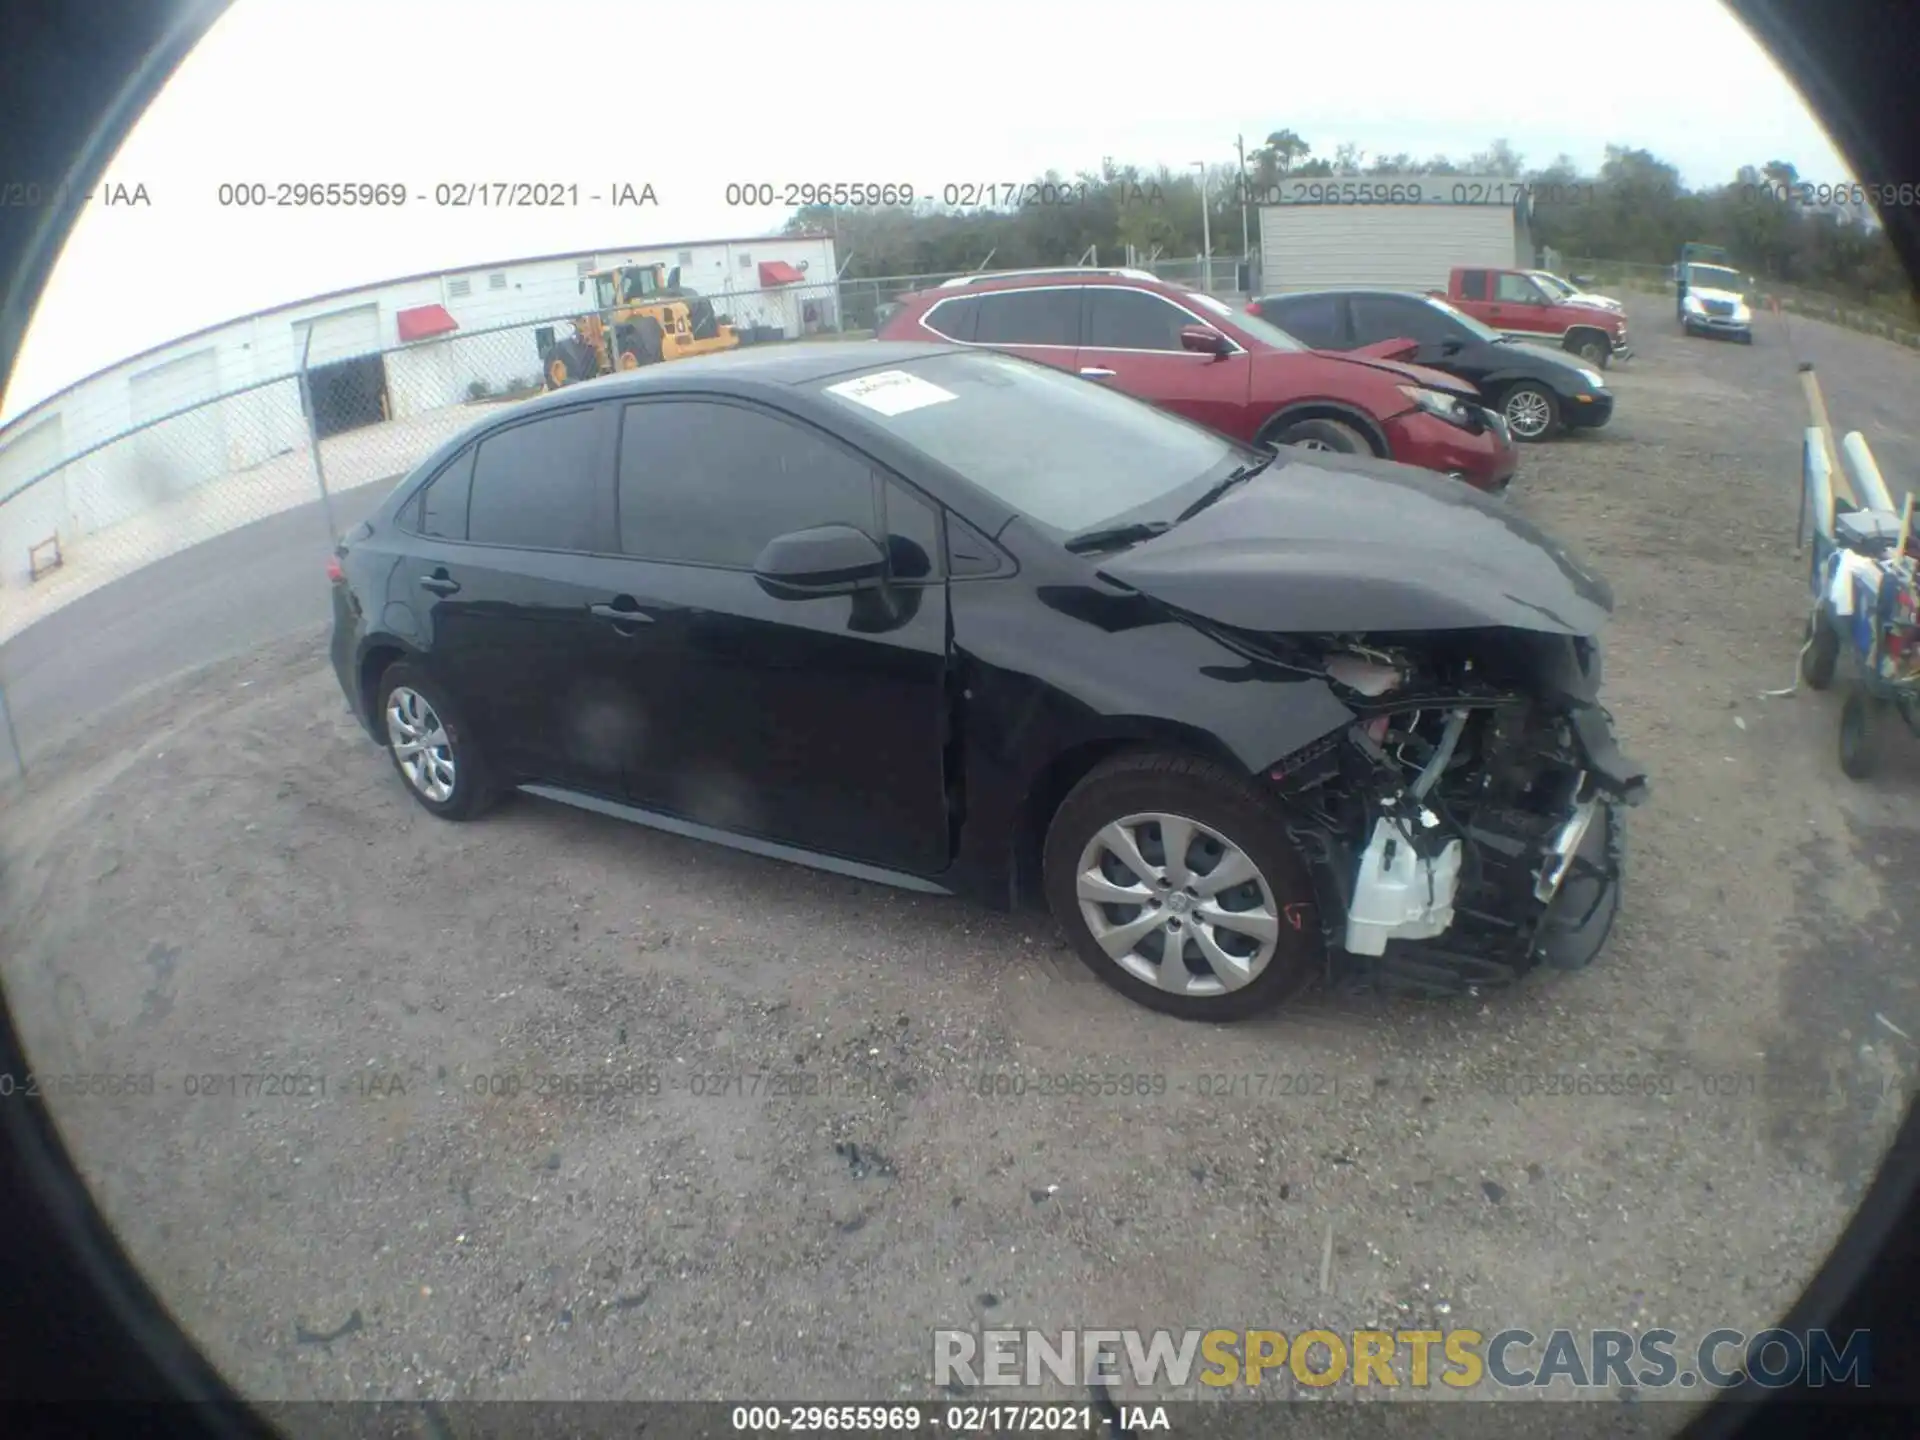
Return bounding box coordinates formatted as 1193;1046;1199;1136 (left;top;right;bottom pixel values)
825;369;957;417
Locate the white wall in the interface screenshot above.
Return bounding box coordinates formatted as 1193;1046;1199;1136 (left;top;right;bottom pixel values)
1258;204;1518;292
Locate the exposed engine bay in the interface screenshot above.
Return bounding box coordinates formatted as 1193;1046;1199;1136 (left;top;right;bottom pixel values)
1217;623;1650;995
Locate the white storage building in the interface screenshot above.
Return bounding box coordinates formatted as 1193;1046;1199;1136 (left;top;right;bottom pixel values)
1255;174;1537;293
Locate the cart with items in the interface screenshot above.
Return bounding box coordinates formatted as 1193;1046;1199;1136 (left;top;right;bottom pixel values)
1793;364;1920;778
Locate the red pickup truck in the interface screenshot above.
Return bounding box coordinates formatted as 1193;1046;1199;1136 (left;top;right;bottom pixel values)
1430;266;1631;368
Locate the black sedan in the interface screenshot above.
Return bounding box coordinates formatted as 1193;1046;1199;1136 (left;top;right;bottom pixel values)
1248;289;1615;443
329;342;1647;1021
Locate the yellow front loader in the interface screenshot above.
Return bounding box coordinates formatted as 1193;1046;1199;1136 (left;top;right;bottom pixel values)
541;263;738;389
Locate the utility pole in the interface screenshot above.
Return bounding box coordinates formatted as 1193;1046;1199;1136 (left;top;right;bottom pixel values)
1193;161;1211;291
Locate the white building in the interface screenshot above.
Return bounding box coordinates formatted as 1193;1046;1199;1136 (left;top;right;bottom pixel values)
0;230;839;588
1256;175;1536;293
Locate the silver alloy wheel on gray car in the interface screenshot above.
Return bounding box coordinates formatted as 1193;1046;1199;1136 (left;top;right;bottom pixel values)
1504;387;1555;439
385;685;456;803
1073;811;1282;996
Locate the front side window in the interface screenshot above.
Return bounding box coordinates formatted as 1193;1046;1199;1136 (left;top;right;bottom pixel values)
617;401;878;568
466;408;603;552
1494;272;1545;303
1083;289;1192;351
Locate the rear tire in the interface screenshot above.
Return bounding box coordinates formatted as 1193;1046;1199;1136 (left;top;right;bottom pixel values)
1265;417;1369;455
1500;382;1562;442
375;661;499;821
1838;689;1883;780
1042;751;1323;1022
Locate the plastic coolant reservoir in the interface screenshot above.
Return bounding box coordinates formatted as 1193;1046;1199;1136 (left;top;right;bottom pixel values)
1344;814;1464;957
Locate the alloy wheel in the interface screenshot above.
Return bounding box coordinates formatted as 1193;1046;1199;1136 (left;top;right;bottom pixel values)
1291;438;1333;451
1074;812;1281;996
1504;389;1554;439
385;685;456;803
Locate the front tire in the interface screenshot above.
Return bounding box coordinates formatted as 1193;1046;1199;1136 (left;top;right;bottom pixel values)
1265;417;1369;455
1042;751;1323;1022
1569;334;1610;368
1802;608;1840;690
375;661;499;820
1500;382;1562;442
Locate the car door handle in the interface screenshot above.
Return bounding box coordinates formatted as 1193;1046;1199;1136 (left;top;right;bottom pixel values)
418;573;460;596
589;601;654;626
1079;367;1117;379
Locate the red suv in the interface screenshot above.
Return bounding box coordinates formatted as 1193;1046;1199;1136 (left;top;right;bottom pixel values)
876;270;1518;491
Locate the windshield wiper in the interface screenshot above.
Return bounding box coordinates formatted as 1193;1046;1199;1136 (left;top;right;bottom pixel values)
1172;448;1279;524
1062;520;1173;554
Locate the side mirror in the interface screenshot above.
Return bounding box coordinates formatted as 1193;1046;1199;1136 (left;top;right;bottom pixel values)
1180;324;1232;357
753;525;887;600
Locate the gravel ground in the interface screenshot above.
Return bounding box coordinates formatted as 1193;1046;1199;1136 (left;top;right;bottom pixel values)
2;293;1917;1429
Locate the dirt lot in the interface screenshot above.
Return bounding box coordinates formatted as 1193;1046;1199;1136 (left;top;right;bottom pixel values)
2;295;1918;1424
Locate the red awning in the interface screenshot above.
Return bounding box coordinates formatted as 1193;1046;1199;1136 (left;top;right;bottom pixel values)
758;260;806;286
397;304;459;342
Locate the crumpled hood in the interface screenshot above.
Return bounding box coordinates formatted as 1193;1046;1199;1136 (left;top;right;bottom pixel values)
1099;449;1614;636
1318;349;1478;398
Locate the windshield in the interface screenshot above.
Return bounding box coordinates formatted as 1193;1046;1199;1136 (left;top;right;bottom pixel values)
1186;291;1306;350
592;274;616;309
1424;294;1504;342
1531;271;1576;297
814;350;1240;534
1686;264;1744;291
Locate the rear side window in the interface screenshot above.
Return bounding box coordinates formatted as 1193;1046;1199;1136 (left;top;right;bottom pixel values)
881;481;942;582
1083;289;1192;351
1266;294;1344;348
466;408;603;552
1457;270;1489;300
415;448;474;540
972;289;1081;346
617;400;879;568
922;295;980;342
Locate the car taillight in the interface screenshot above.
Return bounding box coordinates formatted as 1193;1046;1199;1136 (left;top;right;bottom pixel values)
326;555;344;584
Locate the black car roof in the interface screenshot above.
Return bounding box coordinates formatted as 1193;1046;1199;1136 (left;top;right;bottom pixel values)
512;340;960;415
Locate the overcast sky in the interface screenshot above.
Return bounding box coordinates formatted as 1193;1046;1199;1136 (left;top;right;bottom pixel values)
1;0;1853;424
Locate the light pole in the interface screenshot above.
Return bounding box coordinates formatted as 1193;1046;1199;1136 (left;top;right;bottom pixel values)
1193;161;1212;290
1235;135;1252;275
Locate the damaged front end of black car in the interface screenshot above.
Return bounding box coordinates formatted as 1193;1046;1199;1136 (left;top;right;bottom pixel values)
1097;452;1649;998
1248;627;1646;995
